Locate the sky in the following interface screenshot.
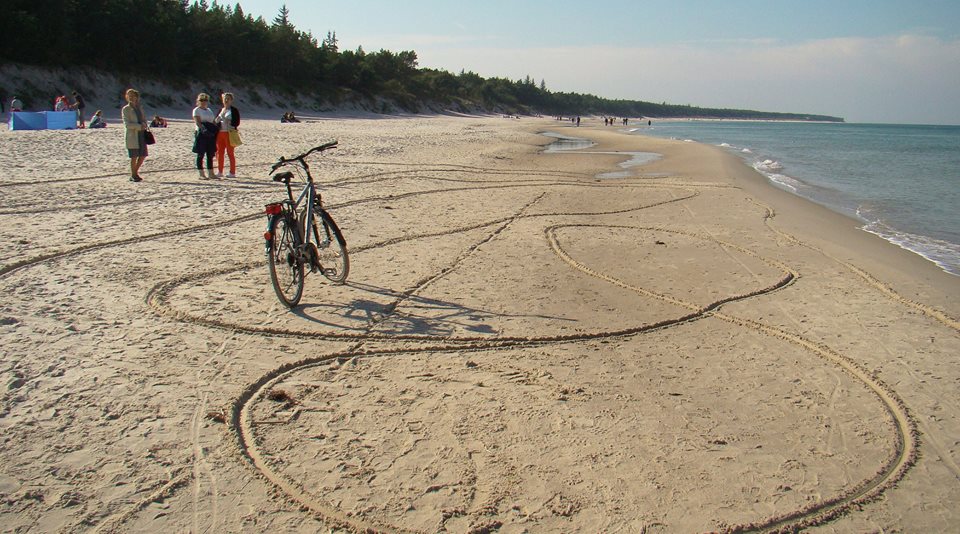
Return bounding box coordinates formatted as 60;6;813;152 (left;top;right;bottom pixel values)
237;0;960;124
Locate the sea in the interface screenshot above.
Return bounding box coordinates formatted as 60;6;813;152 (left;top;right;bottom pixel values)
630;121;960;277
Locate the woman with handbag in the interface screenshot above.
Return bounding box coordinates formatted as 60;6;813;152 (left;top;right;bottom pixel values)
215;92;241;178
192;93;219;179
121;88;149;182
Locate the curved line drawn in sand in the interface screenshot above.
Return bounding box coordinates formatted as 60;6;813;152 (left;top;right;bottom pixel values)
749;201;959;333
145;187;701;343
547;223;919;534
0;159;940;533
224;206;918;531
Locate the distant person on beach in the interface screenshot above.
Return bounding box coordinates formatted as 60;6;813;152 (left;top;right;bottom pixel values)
55;94;69;111
71;91;86;128
88;110;106;128
122;88;149;182
150;115;168;128
214;92;241;178
281;111;300;123
10;96;22;112
576;116;580;126
192;93;219;179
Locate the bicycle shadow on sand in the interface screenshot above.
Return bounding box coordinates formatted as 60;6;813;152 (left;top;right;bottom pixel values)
292;281;573;337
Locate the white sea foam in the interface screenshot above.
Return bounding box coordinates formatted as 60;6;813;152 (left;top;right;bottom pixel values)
767;173;801;192
751;159;801;192
863;220;960;276
741;148;753;154
754;159;784;172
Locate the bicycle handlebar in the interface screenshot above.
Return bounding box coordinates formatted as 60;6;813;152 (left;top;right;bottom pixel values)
270;140;338;172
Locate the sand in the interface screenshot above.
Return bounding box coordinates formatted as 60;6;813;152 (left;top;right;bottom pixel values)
0;114;958;533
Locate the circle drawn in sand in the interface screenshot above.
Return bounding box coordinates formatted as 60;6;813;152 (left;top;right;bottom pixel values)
242;332;902;533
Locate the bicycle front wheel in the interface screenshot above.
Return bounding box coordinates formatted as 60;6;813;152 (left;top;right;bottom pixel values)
267;215;304;307
315;209;349;284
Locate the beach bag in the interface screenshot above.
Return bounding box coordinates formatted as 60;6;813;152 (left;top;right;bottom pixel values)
228;129;242;147
143;129;156;145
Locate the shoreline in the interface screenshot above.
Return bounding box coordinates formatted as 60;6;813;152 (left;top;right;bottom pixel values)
553;122;960;282
550;123;959;306
1;115;957;532
630;121;960;280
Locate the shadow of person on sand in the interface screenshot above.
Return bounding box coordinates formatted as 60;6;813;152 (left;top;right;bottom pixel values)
292;281;573;337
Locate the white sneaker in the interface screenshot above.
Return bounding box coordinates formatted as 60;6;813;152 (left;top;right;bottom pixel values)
226;172;236;178
215;172;224;179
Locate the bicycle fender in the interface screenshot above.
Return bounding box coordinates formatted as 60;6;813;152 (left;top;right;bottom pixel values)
264;215;279;251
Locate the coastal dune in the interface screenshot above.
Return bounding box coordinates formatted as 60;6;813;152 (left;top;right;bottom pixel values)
0;116;957;532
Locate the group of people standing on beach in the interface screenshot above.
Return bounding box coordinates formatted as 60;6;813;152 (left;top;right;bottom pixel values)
121;89;242;183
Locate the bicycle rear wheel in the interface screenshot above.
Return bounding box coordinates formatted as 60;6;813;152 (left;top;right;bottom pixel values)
315;209;349;284
267;215;304;307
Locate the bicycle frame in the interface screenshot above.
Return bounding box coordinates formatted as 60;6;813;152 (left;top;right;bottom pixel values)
263;140;347;306
264;140;338;264
291;181;316;248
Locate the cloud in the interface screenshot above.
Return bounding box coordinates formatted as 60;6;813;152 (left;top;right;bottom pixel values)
415;34;960;124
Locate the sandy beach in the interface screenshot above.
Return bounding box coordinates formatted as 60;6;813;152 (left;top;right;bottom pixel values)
1;114;957;533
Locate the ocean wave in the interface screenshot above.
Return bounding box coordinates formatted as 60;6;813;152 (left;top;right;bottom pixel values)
863;220;960;276
754;159;784;172
741;148;753;154
750;158;801;192
766;173;801;192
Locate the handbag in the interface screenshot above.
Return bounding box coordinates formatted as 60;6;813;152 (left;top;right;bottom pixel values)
143;129;156;145
228;129;242;147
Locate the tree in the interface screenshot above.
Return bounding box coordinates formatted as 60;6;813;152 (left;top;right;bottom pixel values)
273;4;291;28
0;0;843;120
323;31;338;52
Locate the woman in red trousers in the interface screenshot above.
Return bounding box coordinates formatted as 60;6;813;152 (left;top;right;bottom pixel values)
214;92;241;178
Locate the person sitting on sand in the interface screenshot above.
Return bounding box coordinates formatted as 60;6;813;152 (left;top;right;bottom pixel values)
88;110;106;128
150;115;168;128
281;111;300;123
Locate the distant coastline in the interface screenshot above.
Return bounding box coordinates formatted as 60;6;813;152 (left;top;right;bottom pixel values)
1;63;843;123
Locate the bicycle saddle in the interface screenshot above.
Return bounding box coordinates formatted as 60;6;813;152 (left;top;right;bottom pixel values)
273;171;294;183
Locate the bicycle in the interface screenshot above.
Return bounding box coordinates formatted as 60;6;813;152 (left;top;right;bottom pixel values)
263;140;349;308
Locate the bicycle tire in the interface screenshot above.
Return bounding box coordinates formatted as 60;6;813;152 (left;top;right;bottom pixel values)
315;209;350;284
267;215;304;307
